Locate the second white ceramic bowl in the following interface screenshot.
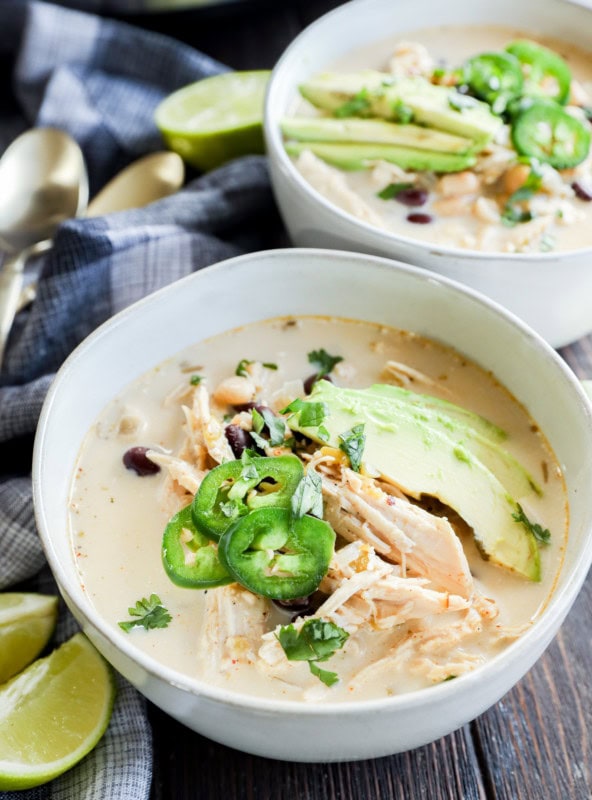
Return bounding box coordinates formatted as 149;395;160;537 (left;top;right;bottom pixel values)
264;0;592;348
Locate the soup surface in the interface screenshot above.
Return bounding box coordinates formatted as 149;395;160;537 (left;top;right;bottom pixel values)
287;25;592;253
69;317;567;702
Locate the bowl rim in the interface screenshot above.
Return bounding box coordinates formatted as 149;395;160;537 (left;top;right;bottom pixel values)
33;247;592;716
264;0;592;263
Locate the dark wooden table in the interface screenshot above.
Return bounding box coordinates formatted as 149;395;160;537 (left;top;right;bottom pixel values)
111;3;592;797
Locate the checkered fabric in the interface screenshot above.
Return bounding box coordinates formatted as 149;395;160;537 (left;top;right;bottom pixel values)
0;3;280;797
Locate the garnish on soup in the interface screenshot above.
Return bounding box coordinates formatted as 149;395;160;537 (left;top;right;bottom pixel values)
283;27;592;253
70;317;567;699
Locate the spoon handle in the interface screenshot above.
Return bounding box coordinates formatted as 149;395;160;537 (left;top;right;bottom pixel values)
0;250;26;368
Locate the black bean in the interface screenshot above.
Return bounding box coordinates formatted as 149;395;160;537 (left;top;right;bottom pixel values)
304;373;333;395
395;187;429;207
273;596;312;612
122;446;160;476
572;180;592;201
224;425;252;458
407;212;433;224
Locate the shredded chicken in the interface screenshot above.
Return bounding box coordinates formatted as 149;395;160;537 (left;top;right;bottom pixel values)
381;360;452;395
316;461;474;598
200;584;270;677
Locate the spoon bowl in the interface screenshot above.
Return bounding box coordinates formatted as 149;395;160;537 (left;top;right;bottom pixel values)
86;151;184;218
0;128;88;367
0;128;88;253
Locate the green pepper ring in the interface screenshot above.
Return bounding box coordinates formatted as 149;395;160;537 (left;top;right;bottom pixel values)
218;507;335;601
162;505;232;589
462;51;524;112
506;39;572;105
192;455;304;542
512;102;591;169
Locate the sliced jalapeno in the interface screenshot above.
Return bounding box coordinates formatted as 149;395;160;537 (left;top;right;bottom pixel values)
512;102;591;168
462;52;523;113
218;507;335;600
192;455;304;541
162;505;232;589
506;40;571;105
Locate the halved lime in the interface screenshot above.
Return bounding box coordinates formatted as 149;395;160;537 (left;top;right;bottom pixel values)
0;593;58;684
0;633;115;791
155;70;271;171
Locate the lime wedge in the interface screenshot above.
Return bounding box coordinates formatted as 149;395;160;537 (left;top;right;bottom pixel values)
0;593;58;684
0;633;115;791
155;70;271;171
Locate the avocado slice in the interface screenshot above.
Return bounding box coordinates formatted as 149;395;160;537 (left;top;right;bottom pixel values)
290;381;541;581
299;72;502;145
312;382;541;499
285;141;476;173
365;384;507;441
281;117;474;155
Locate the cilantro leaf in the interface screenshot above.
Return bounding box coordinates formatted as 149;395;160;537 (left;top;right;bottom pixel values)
377;182;414;201
219;500;240;519
118;594;171;633
307;348;343;377
240;448;260;480
308;661;339;687
189;374;203;386
276;618;349;685
391;99;414;124
251;408;265;434
512;504;551;544
262;362;278;370
261;408;287;446
291;469;323;520
235;359;253;377
501;163;544;227
282;398;329;429
338;424;366;472
334;88;371;118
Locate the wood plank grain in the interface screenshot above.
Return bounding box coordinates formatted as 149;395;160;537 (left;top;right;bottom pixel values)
148;706;487;800
470;337;592;799
471;585;592;799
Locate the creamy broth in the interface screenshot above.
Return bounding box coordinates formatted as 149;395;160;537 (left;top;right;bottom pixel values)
69;317;567;702
290;25;592;253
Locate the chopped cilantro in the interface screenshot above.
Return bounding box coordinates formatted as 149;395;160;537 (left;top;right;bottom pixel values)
262;362;278;370
118;594;171;633
282;398;329;429
276;618;349;687
235;359;253;377
307;348;343;377
391;99;414;124
219;500;239;519
334;88;371;118
512;503;551;544
501;163;544;227
338;424;366;472
189;374;203;386
377;181;414;201
291;469;323;520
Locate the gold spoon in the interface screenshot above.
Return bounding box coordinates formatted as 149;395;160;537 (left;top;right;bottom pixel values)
0;128;88;366
15;151;185;314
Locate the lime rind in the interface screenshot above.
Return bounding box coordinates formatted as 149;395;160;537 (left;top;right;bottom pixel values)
0;593;58;684
155;70;271;171
0;633;115;791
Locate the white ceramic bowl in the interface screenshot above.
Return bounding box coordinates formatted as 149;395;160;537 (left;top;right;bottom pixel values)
33;249;592;762
264;0;592;348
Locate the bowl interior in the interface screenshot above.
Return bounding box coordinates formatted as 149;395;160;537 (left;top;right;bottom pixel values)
267;0;592;146
265;0;592;261
34;248;592;707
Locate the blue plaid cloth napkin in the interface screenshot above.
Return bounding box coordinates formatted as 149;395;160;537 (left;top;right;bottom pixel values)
0;3;280;798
